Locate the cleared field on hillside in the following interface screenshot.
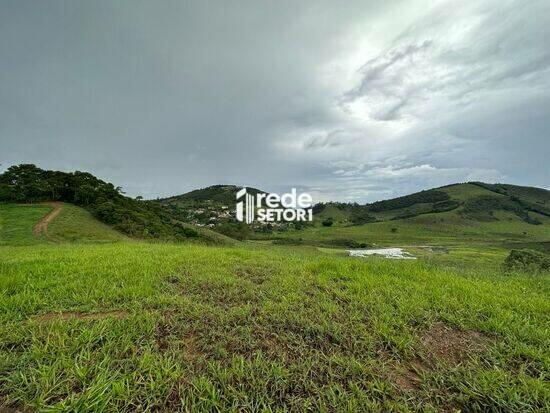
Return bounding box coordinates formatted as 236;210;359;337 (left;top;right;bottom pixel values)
269;183;550;248
1;242;549;411
257;209;550;247
0;203;126;245
0;204;52;246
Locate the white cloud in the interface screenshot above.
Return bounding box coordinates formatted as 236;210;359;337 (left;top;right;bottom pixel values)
1;0;548;201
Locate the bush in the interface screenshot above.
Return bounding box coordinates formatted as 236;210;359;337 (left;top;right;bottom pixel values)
432;200;460;212
322;218;334;227
326;239;370;248
503;249;550;273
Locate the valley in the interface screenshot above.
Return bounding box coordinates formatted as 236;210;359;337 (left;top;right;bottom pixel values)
0;165;549;412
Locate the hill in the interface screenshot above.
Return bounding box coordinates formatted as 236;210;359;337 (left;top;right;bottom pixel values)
161;184;265;206
0;203;128;246
153;180;550;246
2;164;548;247
312;182;550;225
157;185;264;223
156;185;266;240
1;170;549;411
256;182;550;247
0;165;235;245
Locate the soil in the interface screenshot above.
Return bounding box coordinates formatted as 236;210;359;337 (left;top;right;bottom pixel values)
33;202;63;236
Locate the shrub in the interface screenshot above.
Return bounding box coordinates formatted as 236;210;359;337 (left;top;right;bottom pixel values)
322;218;334;227
432;200;460;212
326;239;370;248
217;222;250;240
503;249;550;273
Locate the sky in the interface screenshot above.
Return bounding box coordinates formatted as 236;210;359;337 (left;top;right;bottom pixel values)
1;0;549;202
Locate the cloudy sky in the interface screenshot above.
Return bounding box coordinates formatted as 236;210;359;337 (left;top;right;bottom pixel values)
1;0;549;202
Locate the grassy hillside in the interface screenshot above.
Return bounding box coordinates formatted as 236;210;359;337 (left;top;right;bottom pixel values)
0;204;52;246
46;203;129;243
311;183;550;225
0;164;223;243
264;183;550;248
0;203;236;247
3;164;547;247
0;165;238;245
1;242;548;411
471;182;550;207
0;203;127;245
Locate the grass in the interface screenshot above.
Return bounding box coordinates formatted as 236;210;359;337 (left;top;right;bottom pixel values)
1;242;549;411
0;204;52;246
46;203;128;244
289;183;550;248
0;203;127;246
258;209;550;248
0;201;549;411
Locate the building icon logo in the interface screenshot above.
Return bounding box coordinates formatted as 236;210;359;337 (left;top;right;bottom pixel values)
236;187;255;224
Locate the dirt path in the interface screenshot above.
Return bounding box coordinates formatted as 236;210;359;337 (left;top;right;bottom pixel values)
33;202;63;236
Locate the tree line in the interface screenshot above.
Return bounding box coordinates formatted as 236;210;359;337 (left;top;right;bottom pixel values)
0;164;199;240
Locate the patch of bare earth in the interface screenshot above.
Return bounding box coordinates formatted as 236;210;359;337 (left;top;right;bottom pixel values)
390;359;425;392
155;316;204;360
32;310;128;322
0;404;32;413
388;322;491;395
33;201;63;236
420;322;490;365
234;264;273;285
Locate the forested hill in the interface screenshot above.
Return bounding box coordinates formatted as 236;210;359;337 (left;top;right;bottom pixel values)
159;184;265;206
0;164;224;243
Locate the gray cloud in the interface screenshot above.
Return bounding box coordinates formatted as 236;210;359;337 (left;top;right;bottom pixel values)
1;0;548;202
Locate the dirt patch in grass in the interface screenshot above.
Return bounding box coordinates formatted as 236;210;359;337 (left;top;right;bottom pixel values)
179;335;203;360
179;280;259;308
385;322;491;394
391;359;426;392
234;264;273;284
155;316;205;360
33;201;63;236
420;322;490;365
0;403;32;413
165;275;181;284
32;310;128;322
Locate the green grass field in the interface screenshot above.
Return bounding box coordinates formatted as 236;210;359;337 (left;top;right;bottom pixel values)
266;183;550;249
0;204;52;246
1;203;549;411
259;209;550;248
46;204;129;244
